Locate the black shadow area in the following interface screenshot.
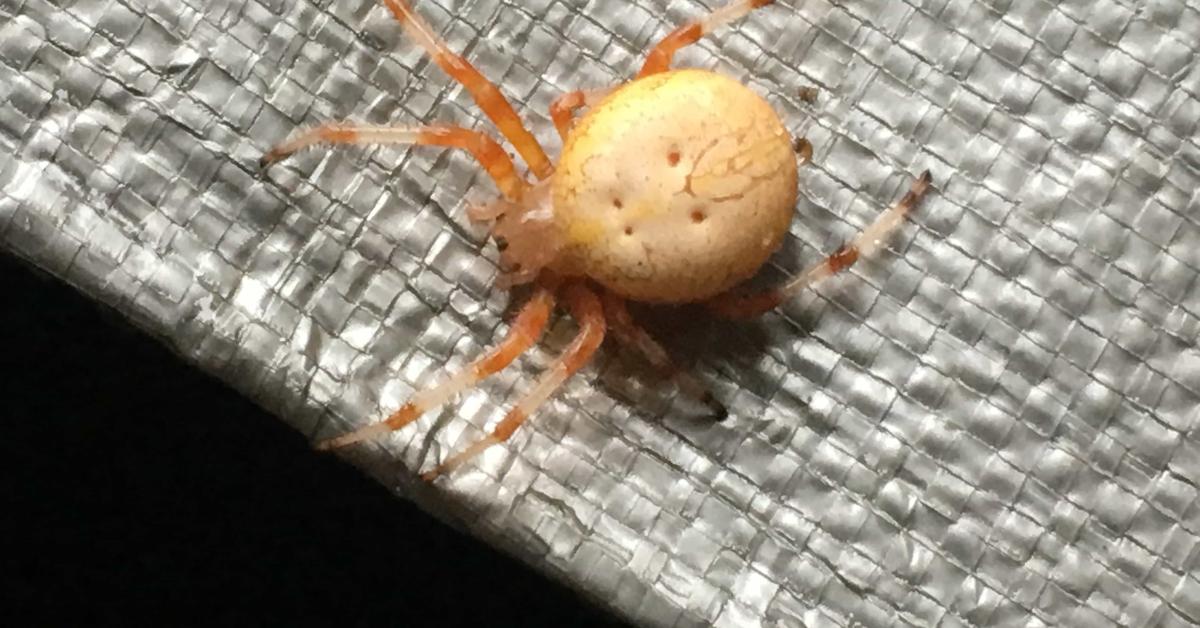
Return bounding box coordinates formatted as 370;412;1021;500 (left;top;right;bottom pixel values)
0;253;630;627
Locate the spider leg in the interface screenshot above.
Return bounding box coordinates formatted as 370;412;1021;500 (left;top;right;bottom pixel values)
707;171;933;319
638;0;775;78
381;0;553;180
601;290;727;420
549;88;613;140
422;282;606;481
260;123;528;202
315;287;556;451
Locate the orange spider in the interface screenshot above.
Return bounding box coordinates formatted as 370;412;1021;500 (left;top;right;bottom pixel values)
262;0;932;481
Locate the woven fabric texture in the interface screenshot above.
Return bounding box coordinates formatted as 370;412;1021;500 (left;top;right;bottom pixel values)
2;0;1199;625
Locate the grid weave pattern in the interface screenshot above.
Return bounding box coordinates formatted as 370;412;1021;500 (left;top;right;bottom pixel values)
2;0;1199;625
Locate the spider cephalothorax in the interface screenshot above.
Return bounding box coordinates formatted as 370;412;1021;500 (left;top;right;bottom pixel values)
468;178;561;287
262;0;931;481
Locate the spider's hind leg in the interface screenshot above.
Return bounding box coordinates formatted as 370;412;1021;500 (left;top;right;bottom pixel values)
707;171;933;319
638;0;776;78
549;88;613;140
601;291;728;421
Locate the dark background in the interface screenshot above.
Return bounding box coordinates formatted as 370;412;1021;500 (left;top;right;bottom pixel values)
1;253;630;627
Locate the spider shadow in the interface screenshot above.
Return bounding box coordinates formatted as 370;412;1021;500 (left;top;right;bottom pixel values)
344;259;831;486
595;258;826;433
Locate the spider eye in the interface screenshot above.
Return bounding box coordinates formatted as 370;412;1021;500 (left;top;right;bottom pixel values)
495;236;509;251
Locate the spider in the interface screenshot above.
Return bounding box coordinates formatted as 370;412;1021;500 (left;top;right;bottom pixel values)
262;0;932;481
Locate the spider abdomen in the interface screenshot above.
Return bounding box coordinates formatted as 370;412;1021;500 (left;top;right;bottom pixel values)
552;69;798;303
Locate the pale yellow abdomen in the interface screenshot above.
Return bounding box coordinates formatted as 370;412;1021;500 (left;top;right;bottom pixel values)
552;69;798;303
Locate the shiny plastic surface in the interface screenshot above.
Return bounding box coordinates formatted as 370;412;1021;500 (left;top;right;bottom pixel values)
2;1;1198;625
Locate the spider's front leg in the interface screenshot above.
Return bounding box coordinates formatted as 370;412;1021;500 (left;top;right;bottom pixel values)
315;286;556;451
423;281;606;481
260;123;529;202
707;171;933;319
381;0;553;179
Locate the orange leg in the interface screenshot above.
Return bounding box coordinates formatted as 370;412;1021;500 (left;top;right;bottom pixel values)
707;171;933;319
260;123;528;202
315;287;556;451
422;282;606;481
638;0;776;78
601;291;727;420
548;88;612;140
381;0;553;180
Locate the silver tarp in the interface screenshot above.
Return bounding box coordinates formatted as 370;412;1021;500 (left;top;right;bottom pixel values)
3;0;1199;625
